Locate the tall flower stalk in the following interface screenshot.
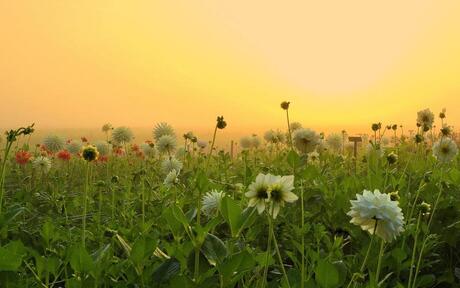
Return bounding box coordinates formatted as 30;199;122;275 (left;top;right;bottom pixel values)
281;101;293;150
194;116;226;281
0;124;34;215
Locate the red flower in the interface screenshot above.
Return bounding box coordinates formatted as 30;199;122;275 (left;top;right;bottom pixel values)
113;147;124;156
98;155;108;162
81;137;88;143
15;150;32;165
57;150;71;161
131;144;140;152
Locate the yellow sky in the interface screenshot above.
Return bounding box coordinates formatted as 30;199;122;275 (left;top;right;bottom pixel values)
1;1;460;136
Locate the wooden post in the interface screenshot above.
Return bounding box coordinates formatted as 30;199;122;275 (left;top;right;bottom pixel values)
348;136;362;158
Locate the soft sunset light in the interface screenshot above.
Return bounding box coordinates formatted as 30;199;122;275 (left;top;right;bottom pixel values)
1;1;459;133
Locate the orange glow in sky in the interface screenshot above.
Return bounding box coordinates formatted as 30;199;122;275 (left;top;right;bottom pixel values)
1;1;460;135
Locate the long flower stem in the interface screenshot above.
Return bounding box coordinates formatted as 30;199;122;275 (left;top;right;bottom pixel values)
195;124;218;282
375;239;385;284
269;214;291;288
0;142;13;215
300;180;305;288
260;210;273;288
82;162;90;247
286;109;293;150
407;212;421;288
346;220;378;288
413;167;444;286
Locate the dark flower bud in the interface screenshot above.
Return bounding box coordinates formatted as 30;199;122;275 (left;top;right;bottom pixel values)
280;101;290;110
389;191;400;201
217;116;227;129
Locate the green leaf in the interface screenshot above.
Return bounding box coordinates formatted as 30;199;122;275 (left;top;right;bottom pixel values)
287;150;301;168
130;236;157;270
69;244;94;274
40;220;55;246
201;233;227;266
315;259;339;288
153;258;180;284
0;240;26;271
219;197;243;237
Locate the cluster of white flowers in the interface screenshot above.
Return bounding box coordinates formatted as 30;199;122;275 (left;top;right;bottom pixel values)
432;137;458;163
264;129;285;144
240;135;261;150
326;133;342;152
245;173;298;219
292;128;320;154
348;189;404;242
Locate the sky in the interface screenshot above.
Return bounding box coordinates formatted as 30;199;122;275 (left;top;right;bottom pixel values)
1;1;460;139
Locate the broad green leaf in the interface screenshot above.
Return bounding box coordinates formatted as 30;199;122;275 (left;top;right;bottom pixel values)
201;233;227;266
315;259;339;288
69;244;94;274
0;240;26;271
219;197;243;237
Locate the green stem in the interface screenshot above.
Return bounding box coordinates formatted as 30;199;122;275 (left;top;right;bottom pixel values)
82;162;89;247
286;109;293;150
0;142;13;215
346;220;378;288
300;180;305;288
407;212;421;288
269;214;291;288
375;239;385;284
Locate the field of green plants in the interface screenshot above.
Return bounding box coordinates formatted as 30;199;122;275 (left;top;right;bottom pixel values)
0;104;459;287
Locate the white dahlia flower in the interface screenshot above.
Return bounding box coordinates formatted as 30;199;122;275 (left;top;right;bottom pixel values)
432;137;458;163
347;189;404;242
326;133;342;152
245;173;272;214
32;156;52;174
307;151;320;164
417;108;435;129
202;190;224;217
102;123;113;133
264;129;285;144
66;140;83;155
290;122;302;131
157;135;177;154
240;136;253;150
163;169;179;187
43;135;65;153
197;140;207;149
292;128;320;154
251;135;261;149
266;174;298;219
153;122;175;141
140;143;156;158
111;127;134;145
161;157;183;174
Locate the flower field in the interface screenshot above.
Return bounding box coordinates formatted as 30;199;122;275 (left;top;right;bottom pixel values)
0;104;459;287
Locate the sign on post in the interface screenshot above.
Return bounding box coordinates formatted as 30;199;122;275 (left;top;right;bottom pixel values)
348;136;362;158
